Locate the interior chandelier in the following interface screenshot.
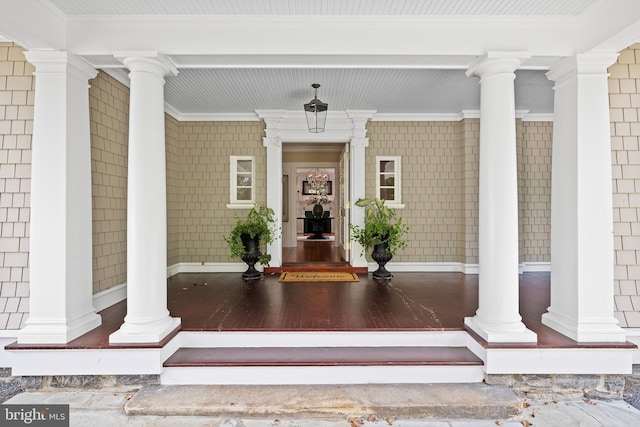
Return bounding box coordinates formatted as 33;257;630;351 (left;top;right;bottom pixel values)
307;168;329;191
304;83;328;133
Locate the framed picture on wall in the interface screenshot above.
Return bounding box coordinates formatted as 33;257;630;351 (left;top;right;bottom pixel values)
302;180;332;195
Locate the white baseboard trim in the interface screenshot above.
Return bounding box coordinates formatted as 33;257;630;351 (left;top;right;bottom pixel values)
92;283;127;312
168;262;256;276
167;261;550;275
368;262;477;274
519;262;551;273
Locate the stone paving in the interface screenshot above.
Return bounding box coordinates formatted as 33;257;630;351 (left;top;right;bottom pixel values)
4;387;640;426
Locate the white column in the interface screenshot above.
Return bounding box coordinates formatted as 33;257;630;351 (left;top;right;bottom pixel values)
261;114;284;268
542;53;626;342
110;55;180;343
464;53;537;343
347;111;375;269
18;51;101;344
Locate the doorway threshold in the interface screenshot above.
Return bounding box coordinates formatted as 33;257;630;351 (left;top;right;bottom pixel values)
265;263;367;274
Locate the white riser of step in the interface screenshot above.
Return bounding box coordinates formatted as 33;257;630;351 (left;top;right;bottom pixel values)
160;364;485;385
175;330;469;348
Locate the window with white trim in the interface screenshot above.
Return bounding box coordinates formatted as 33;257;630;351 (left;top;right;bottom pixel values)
376;156;404;208
228;155;255;208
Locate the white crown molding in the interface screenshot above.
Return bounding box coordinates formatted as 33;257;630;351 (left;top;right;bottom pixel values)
522;113;554;122
372;113;464;122
461;110;481;119
163;109;556;123
283;144;345;153
176;112;260;122
101;68;130;87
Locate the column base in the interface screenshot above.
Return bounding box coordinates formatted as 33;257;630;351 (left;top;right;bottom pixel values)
542;310;626;343
109;316;181;344
465;315;537;343
17;311;102;344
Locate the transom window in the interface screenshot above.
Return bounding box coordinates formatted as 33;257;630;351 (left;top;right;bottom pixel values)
376;156;404;208
228;155;255;209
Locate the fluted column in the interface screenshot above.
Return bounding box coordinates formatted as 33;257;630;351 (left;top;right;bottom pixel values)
110;54;180;343
464;53;537;343
18;51;101;344
542;53;626;342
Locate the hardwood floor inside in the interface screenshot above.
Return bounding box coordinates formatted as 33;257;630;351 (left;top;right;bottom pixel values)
282;235;345;264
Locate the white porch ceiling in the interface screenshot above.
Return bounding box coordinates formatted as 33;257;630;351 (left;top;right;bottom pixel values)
164;68;553;116
4;0;637;118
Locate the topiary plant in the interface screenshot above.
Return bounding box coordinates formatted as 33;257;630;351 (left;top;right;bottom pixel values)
349;197;409;256
224;204;279;267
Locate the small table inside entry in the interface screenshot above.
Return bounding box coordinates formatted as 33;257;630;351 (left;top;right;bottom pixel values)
298;216;334;239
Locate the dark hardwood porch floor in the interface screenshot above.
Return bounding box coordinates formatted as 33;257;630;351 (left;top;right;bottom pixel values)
6;271;634;351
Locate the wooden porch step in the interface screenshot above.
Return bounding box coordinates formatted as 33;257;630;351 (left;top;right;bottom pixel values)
164;346;483;367
265;264;368;274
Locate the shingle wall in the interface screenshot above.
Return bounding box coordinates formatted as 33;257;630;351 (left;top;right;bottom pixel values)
366;119;552;265
610;43;640;327
463;118;480;265
166;114;184;268
178;121;266;262
89;71;129;294
0;43;33;330
518;120;552;264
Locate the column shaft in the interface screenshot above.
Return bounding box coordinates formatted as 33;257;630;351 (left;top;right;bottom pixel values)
18;51;101;344
542;53;626;342
110;56;180;343
464;53;537;343
347;112;373;269
262;117;283;268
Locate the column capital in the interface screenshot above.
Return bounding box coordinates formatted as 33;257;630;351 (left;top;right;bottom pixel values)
113;51;178;77
350;137;369;149
263;136;282;148
346;110;375;140
257;110;286;145
546;51;619;83
346;110;377;122
466;51;531;79
25;50;97;81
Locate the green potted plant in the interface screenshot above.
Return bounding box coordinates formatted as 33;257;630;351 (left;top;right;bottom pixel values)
349;197;409;279
224;204;279;279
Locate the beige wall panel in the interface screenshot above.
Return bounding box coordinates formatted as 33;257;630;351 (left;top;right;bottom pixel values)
89;71;129;294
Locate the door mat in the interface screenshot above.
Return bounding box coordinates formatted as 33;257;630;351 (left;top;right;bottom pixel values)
278;272;360;282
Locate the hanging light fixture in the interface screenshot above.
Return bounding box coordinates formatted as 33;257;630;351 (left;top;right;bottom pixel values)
304;83;328;133
307;168;329;192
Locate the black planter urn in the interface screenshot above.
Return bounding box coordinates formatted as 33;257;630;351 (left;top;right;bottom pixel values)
240;232;262;279
371;241;393;280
